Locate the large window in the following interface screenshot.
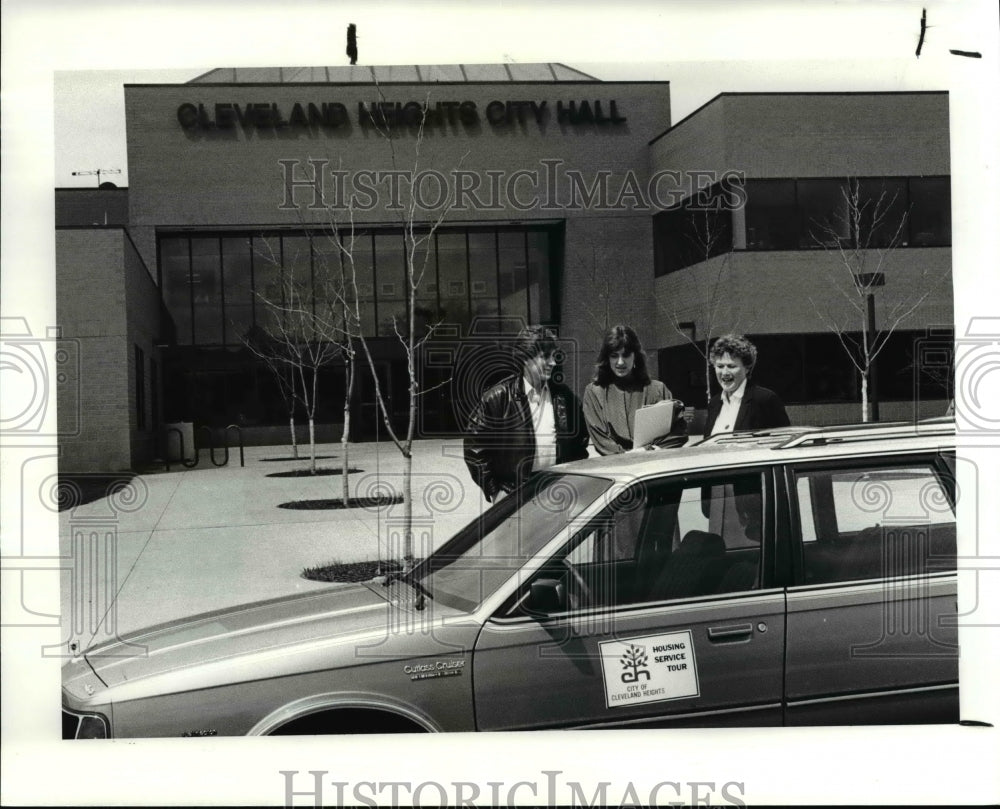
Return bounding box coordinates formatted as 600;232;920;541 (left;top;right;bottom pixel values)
159;225;557;347
744;180;797;250
741;176;951;257
908;177;952;246
653;184;734;277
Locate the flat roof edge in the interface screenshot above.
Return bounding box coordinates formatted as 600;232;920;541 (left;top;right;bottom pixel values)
648;89;949;147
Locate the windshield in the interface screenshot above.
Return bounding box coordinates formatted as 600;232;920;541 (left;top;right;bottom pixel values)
412;473;612;612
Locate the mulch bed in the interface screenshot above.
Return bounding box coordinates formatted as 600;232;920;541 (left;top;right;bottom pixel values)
259;455;336;462
266;468;362;478
277;495;403;510
302;558;403;583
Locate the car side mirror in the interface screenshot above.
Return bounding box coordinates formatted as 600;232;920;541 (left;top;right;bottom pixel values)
527;578;566;615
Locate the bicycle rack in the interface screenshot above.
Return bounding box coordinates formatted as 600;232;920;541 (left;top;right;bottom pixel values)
200;425;228;466
226;424;245;467
162;424;245;471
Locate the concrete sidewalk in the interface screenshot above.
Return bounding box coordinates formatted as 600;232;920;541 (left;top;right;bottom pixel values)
58;439;489;649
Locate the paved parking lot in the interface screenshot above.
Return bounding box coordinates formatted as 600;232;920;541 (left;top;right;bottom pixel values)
59;439;488;647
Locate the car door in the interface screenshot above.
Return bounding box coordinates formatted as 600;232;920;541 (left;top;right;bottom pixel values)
472;468;786;730
782;452;959;725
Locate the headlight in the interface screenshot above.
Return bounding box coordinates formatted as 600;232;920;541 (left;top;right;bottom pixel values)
62;709;110;739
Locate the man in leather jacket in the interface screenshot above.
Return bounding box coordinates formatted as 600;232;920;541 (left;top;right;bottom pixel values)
464;326;589;502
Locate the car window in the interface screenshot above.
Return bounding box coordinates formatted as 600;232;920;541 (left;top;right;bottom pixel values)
520;471;766;615
416;473;612;612
793;461;956;585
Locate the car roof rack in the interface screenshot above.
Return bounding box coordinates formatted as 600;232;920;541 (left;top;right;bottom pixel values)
774;418;955;450
695;427;815;447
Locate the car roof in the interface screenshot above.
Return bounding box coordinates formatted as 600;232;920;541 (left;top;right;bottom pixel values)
559;419;956;481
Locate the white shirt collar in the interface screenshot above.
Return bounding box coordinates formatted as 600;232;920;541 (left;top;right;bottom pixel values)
523;375;548;401
723;378;748;405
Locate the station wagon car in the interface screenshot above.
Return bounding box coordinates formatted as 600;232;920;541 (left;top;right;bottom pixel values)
62;420;959;737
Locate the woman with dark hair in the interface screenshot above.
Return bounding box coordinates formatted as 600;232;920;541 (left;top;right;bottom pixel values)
583;324;683;455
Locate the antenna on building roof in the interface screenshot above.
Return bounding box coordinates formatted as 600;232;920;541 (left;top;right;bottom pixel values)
346;24;358;65
72;168;121;187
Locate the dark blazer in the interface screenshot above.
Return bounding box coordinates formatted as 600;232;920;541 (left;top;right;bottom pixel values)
464;375;589;501
703;382;790;438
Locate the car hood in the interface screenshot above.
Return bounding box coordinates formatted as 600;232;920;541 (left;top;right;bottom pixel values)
76;582;414;697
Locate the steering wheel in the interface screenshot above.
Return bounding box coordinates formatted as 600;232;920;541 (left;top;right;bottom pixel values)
560;558;594;610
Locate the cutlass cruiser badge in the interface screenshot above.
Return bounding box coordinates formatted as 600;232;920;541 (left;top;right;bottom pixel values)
403;659;466;681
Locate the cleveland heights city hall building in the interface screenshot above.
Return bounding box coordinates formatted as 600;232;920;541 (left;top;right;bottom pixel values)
55;64;953;472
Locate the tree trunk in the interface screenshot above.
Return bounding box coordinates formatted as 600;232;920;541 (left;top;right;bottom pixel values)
860;373;870;423
341;363;353;504
308;417;317;473
289;415;299;458
403;451;413;563
704;338;712;410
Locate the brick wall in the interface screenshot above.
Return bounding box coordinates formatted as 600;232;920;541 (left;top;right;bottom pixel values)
654;247;953;349
122;232;163;467
652;93;950;179
56;230;131;471
56;229;163;471
125;81;672;270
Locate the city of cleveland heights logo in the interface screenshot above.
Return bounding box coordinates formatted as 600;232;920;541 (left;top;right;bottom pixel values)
619;643;651;683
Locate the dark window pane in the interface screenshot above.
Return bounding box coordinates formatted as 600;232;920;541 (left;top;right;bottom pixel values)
375;233;406;337
282;235;314;341
498;230;528;323
253;235;284;336
909;177;951;246
653;207;686;275
467;231;498;324
312;233;351;343
351;234;377;337
191;237;223;345
222;236;253;346
683;206;732;263
658;343;710;410
748;334;805;405
744;180;797;250
161;237;192;345
803;333;858;403
856;178;909;249
526;230;552;323
798;179;849;248
412;233;439;338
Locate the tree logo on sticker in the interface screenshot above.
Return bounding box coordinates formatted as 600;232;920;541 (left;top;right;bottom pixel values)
619;643;651;683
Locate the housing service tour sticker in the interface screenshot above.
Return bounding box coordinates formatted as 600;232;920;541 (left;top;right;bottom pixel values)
598;630;699;708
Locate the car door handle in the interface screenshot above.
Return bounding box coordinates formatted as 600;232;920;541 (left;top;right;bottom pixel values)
707;623;754;642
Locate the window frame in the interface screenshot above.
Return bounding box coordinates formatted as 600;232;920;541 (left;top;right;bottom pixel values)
783;451;957;587
495;465;781;620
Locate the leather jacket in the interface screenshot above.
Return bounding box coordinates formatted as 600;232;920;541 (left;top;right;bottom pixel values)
464;375;589;501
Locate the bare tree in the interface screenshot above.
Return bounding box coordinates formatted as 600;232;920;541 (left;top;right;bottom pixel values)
809;178;948;422
311;231;361;503
247;239;342;473
577;235;635;341
312;93;466;563
242;324;301;459
664;208;741;408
